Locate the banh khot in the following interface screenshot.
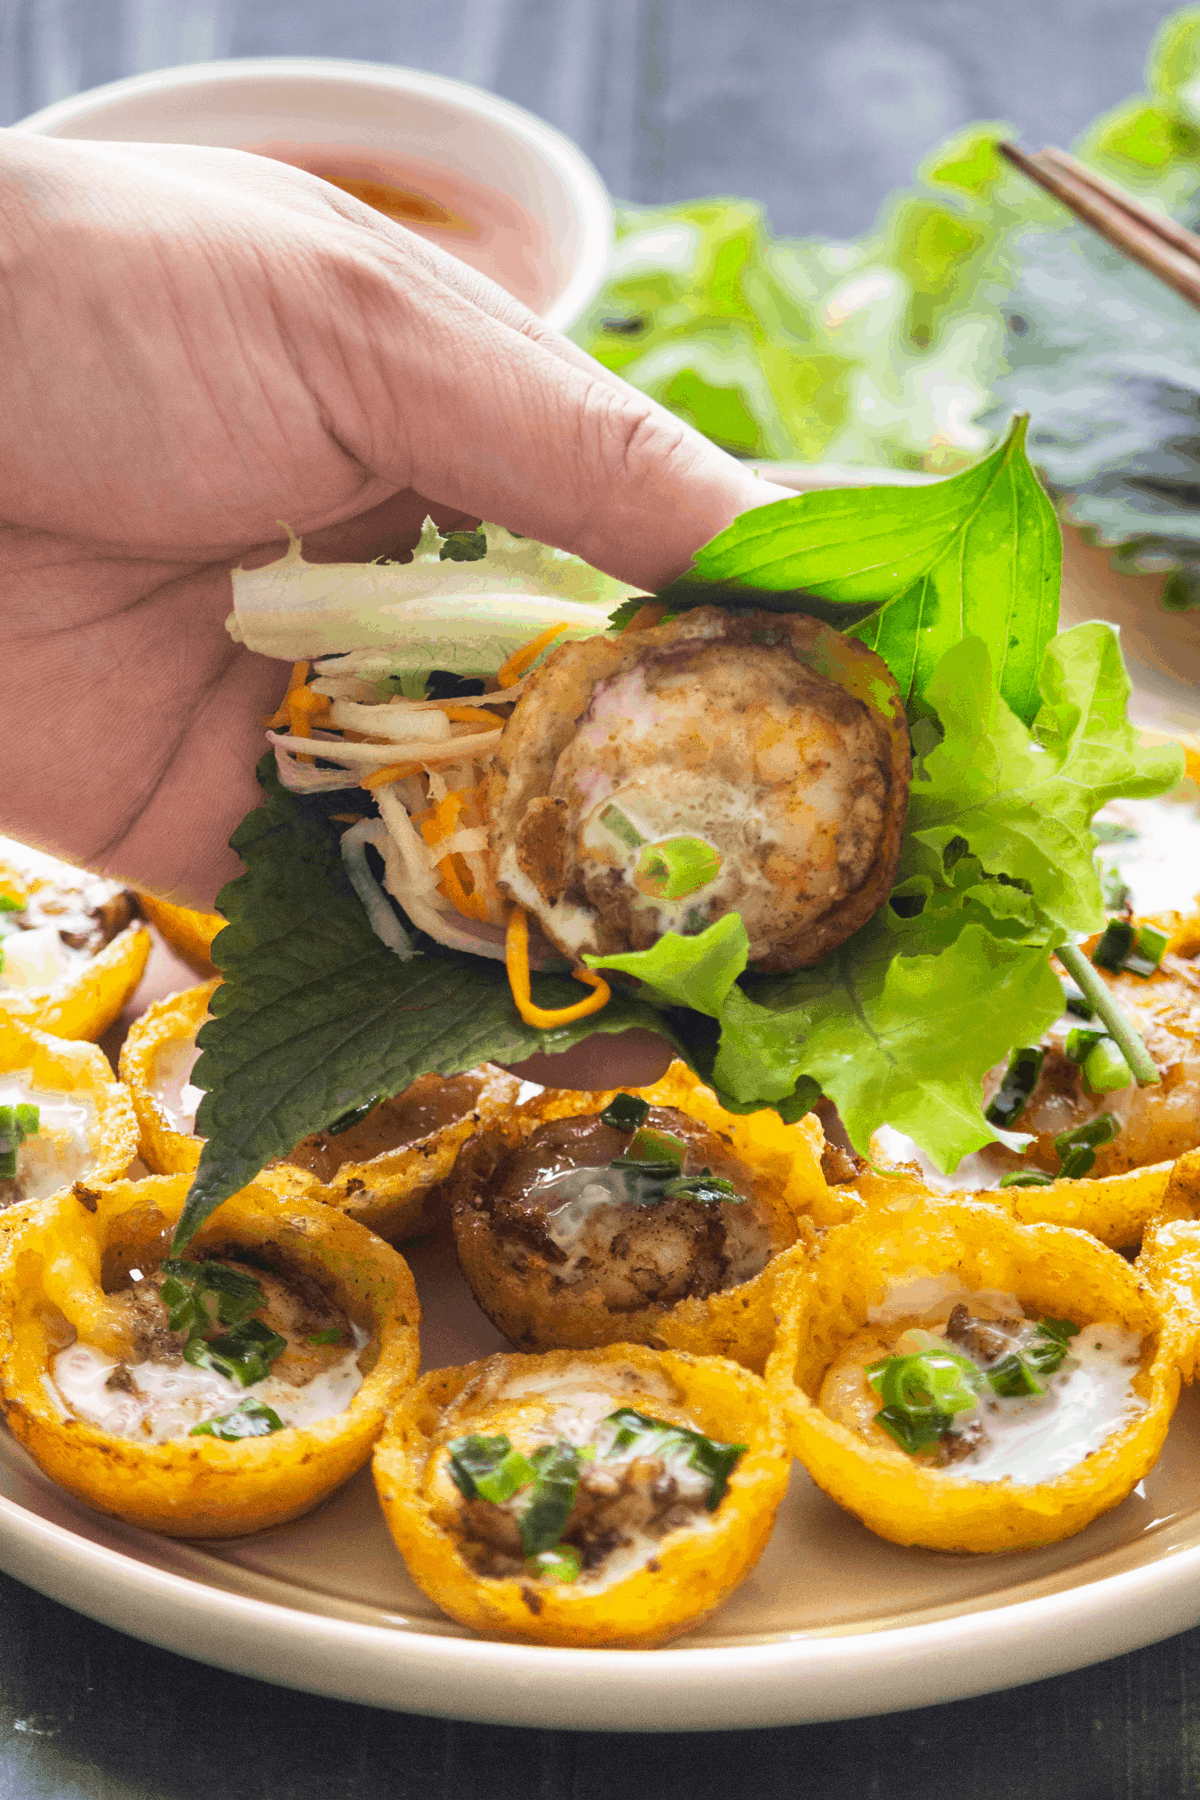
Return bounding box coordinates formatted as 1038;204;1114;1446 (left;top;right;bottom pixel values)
167;420;1186;1256
0;843;150;1041
0;1022;137;1209
447;1062;845;1369
0;1173;420;1536
373;1344;789;1646
766;1199;1181;1553
118;981;522;1242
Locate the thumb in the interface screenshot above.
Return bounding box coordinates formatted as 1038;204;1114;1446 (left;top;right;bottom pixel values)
302;244;792;592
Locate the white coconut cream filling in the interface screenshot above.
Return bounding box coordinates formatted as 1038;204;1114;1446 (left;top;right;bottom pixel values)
150;1034;205;1135
0;1075;93;1199
48;1325;368;1444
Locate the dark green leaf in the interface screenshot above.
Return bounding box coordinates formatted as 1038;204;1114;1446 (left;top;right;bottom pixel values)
518;1444;582;1557
175;758;680;1249
984;1047;1045;1128
447;1434;515;1501
603;1408;745;1510
598;1094;651;1132
438;528;488;562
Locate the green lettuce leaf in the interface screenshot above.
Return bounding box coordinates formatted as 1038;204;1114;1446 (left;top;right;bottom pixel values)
907;624;1185;932
657;416;1059;722
176;759;677;1248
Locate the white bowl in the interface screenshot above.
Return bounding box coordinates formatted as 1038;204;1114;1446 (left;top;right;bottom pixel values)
13;57;612;333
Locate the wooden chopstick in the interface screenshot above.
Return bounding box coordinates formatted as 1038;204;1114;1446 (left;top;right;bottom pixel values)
997;139;1200;310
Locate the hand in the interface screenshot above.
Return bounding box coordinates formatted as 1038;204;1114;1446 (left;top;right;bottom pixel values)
0;131;786;1089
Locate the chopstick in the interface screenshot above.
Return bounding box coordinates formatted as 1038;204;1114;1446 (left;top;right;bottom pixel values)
997;139;1200;310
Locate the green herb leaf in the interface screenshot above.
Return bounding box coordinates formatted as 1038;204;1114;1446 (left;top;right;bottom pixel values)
525;1546;582;1584
189;1397;285;1440
438;528;488;562
325;1099;379;1136
175;758;678;1248
906;626;1184;936
160;1259;263;1336
657;418;1060;723
634;837;722;900
447;1434;517;1502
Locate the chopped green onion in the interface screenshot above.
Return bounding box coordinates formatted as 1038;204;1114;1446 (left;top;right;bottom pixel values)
987;1354;1046;1398
661;1171;744;1205
475;1446;536;1505
998;1168;1056;1188
1056;944;1160;1088
600;805;646;850
603;1408;745;1509
438;528;487;562
984;1047;1044;1129
1091;919;1168;979
1061;980;1094;1021
1025;1318;1079;1375
869;1349;980;1419
305;1328;344;1346
185;1317;287;1387
189;1397;285;1440
609;1158;680;1179
633;837;722;901
0;896;22;914
160;1259;263;1336
326;1099;379;1135
1065;1028;1105;1065
1054;1112;1121;1180
526;1545;583;1584
598;1093;651;1132
0;1102;40;1180
518;1444;583;1557
447;1434;519;1501
1083;1038;1132;1095
624;1126;686;1170
1091;918;1135;972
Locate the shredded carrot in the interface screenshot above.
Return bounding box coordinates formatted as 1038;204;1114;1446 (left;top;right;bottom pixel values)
287;686;330;735
497;622;570;689
419;791;464;849
505;907;611;1027
437;853;489;923
439;704;506;726
360;762;423;790
261;661;311;728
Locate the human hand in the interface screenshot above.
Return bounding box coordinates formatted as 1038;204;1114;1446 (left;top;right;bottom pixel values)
0;131;784;909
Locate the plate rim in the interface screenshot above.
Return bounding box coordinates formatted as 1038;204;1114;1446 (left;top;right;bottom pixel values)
3;1475;1200;1730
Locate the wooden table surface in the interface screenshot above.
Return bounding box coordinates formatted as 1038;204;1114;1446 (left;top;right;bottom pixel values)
2;0;1197;1793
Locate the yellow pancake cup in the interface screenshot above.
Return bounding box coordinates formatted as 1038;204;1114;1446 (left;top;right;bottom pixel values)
135;892;224;979
118;979;218;1175
765;1198;1181;1554
373;1343;788;1647
0;855;150;1042
0;1020;138;1207
450;1061;852;1371
0;1173;421;1537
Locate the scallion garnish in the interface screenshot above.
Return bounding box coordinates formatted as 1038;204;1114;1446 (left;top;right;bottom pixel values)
518;1443;584;1557
1061;979;1094;1020
1065;1027;1105;1065
305;1328;344;1346
866;1347;980;1455
185;1317;287;1387
0;1103;39;1179
633;837;722;901
986;1354;1047;1398
598;1093;651;1132
985;1317;1078;1396
998;1168;1056;1188
525;1545;582;1584
1082;1037;1132;1094
1054;1113;1121;1180
600;805;647;850
0;896;22;913
189;1397;285;1440
623;1125;686;1169
447;1434;517;1500
603;1408;746;1509
984;1047;1044;1129
1056;943;1160;1088
160;1259;264;1336
661;1171;744;1204
1091;918;1168;979
437;527;487;562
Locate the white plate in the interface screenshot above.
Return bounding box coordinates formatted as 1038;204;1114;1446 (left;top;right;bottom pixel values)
4;470;1199;1728
3;929;1200;1732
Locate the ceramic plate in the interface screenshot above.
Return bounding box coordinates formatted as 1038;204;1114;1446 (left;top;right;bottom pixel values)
3;466;1199;1729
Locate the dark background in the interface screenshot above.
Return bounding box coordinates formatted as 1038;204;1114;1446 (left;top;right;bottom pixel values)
1;0;1197;1793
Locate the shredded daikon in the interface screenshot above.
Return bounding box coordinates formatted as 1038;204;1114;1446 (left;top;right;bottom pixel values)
339;821;414;959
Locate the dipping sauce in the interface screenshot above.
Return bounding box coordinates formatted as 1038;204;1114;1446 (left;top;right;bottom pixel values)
245;143;549;313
